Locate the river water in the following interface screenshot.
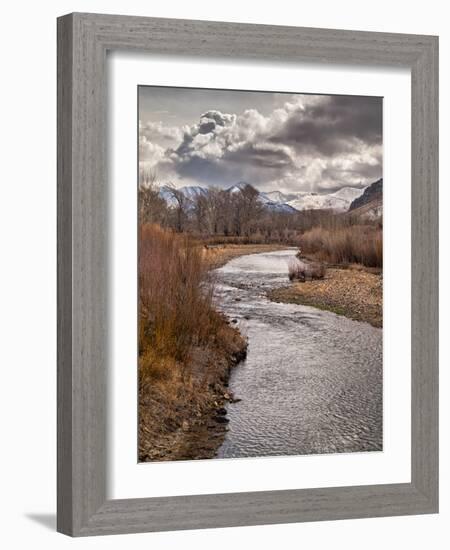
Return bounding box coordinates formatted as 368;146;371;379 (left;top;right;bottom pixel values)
213;249;382;458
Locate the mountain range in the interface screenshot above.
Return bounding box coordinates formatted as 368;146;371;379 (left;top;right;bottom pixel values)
348;178;383;220
281;186;364;212
157;180;382;215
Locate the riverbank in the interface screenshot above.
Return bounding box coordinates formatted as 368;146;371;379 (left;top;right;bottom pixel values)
139;320;247;461
140;244;294;461
138;225;249;462
268;264;382;328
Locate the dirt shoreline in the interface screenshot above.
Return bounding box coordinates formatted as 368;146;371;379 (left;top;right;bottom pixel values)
268;264;382;328
139;342;247;462
140;244;283;462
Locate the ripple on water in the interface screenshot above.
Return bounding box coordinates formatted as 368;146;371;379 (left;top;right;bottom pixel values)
213;250;383;459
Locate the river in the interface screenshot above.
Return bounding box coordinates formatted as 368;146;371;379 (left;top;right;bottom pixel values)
212;249;382;458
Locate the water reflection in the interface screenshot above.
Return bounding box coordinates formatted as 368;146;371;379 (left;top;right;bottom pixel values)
213;250;383;458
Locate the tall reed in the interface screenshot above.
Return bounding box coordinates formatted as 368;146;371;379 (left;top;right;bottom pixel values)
299;225;382;268
139;224;225;382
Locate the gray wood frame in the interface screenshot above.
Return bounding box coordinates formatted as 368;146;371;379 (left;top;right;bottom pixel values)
57;12;439;537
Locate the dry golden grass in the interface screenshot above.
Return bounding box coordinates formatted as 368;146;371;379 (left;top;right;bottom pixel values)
299;225;382;268
140;224;215;369
138;224;247;461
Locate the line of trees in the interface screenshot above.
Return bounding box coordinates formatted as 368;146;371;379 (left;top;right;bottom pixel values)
138;173;381;245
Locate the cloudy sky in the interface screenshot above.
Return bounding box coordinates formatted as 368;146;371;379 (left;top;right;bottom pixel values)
139;86;382;194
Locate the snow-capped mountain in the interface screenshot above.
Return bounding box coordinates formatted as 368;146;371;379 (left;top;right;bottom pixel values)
257;192;297;213
227;182;249;194
179;185;209;200
333;186;366;202
286;186;365;212
262;190;296;204
349;179;382;211
157;182;368;214
158;185;179;208
227;183;298;213
348;179;383;220
262;201;298;214
158;185;208;208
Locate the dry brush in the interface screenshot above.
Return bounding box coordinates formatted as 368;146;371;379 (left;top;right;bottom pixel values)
138;224;246;461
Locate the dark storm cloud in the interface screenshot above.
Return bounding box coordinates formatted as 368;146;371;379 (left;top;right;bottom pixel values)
174;155;226;183
225;142;293;169
169;109;296;186
198;120;216;134
139;89;383;193
197;109;233;134
173;111;236;158
321;163;382;192
201;110;234;126
174;132;195;157
271;95;382;156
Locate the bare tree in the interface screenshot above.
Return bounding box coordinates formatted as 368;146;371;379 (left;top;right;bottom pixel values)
193;188;221;235
240;184;263;237
138;170;168;225
166;184;189;233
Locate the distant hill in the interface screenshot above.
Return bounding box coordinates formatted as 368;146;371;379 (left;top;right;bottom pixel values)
262;190;297;204
349;178;382;211
157;181;375;215
179;185;209;201
158;182;298;214
238;183;365;213
286;186;365;212
224;182;298;213
158;185;208;209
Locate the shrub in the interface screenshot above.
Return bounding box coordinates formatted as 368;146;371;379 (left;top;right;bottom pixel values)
298;225;382;268
138;224;248;461
139;224;220;381
288;258;326;282
288;258;306;281
309;262;326;279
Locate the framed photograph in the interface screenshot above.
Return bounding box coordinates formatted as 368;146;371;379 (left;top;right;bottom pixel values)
57;13;438;536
